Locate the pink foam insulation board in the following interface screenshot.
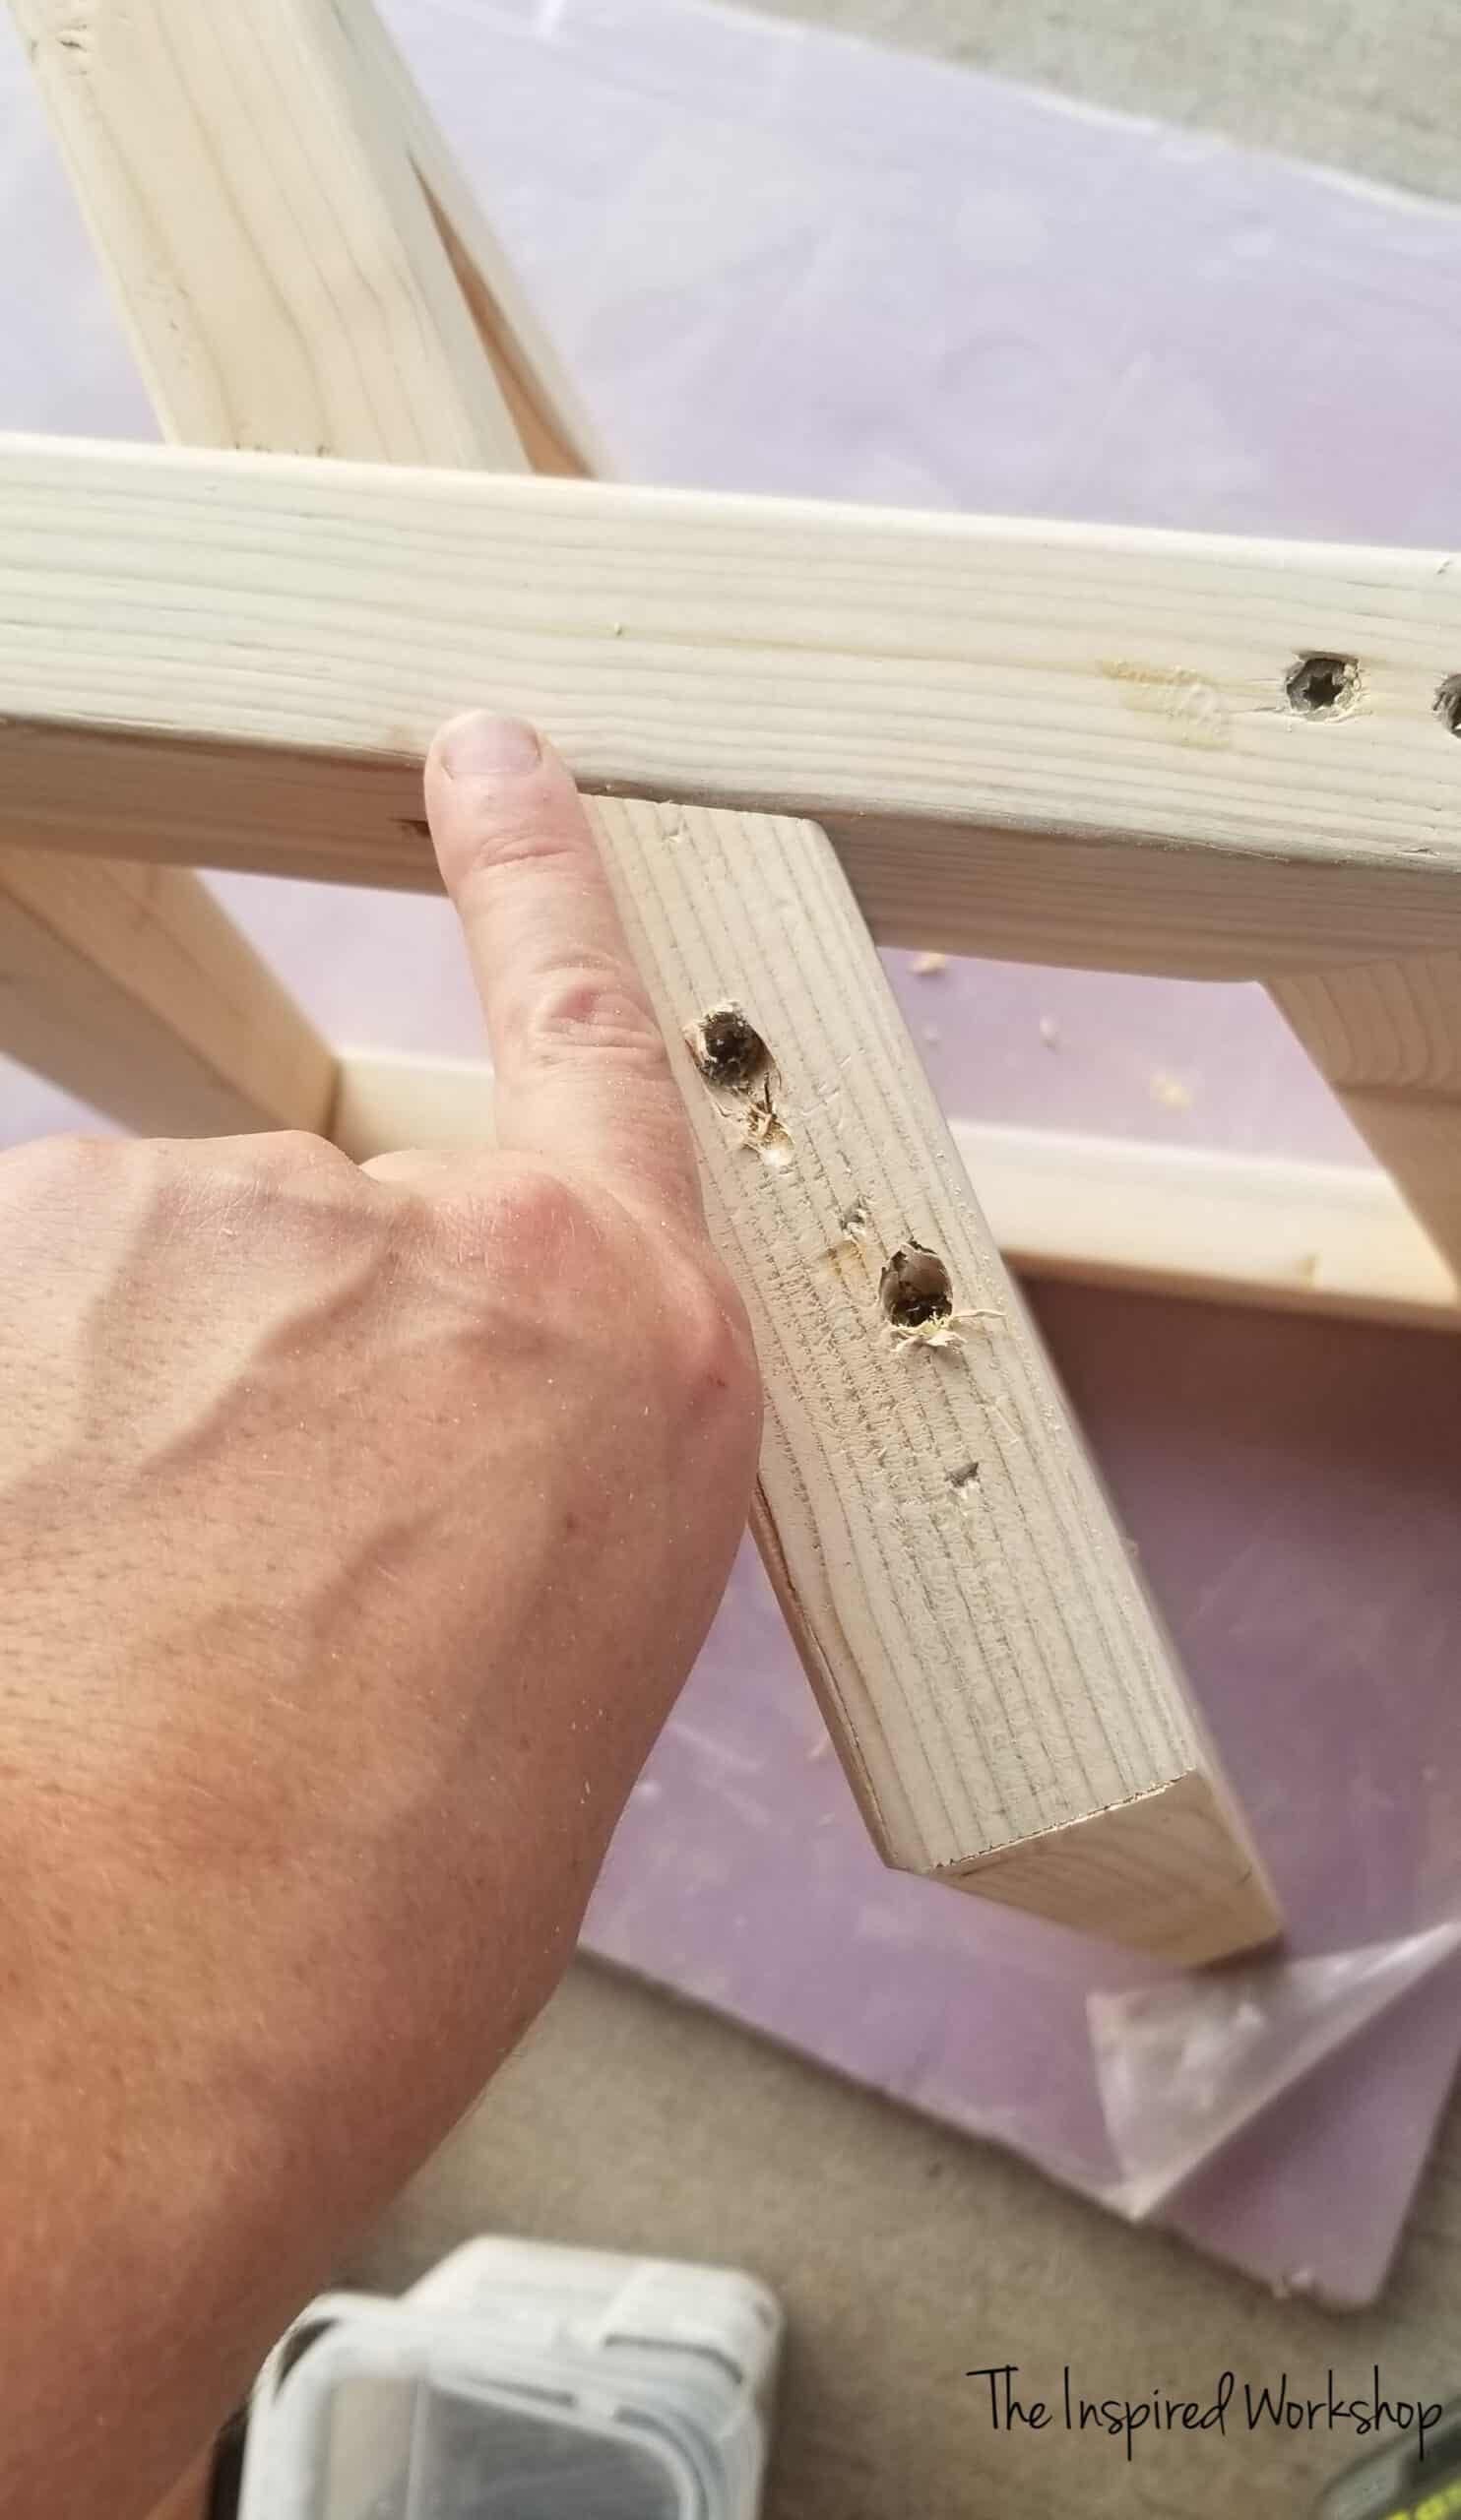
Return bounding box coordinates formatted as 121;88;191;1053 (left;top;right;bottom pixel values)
2;0;1461;2301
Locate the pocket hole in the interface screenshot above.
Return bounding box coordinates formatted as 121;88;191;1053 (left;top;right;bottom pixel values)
879;1242;953;1332
1434;675;1461;736
686;1004;772;1096
1284;654;1360;718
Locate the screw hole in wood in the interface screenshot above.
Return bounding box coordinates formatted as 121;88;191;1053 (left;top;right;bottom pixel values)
879;1241;954;1332
1284;653;1360;718
686;1003;772;1096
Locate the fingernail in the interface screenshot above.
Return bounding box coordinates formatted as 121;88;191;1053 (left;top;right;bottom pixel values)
440;712;540;778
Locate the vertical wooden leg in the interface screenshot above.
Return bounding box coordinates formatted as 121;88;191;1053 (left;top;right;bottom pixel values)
337;0;604;475
1270;954;1461;1283
0;849;336;1137
9;0;532;467
10;0;603;473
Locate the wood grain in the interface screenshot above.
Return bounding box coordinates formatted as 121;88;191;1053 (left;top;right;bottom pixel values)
1272;952;1461;1093
4;440;1461;978
8;0;529;467
1272;954;1461;1272
0;848;336;1136
334;1049;1459;1329
337;0;603;476
1;0;545;1133
579;797;1278;1962
962;1119;1459;1323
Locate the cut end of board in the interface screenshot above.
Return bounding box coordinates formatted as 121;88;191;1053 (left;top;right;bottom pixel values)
938;1771;1282;1968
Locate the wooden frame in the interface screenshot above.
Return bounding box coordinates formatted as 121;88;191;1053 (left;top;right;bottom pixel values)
5;445;1461;984
4;0;1457;1980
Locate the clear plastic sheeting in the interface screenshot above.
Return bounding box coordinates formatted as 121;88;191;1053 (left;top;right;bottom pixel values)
2;0;1461;2302
1090;1922;1461;2226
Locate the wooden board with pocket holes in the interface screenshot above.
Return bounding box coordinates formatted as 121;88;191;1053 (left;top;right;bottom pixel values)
586;795;1281;1964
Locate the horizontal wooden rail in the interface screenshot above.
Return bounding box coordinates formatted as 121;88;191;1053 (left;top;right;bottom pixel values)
3;439;1461;979
970;1122;1459;1324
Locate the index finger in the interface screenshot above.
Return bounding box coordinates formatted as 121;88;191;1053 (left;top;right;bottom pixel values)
424;712;705;1228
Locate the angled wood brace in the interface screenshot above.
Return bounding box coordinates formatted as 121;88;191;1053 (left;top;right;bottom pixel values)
5;0;1459;1971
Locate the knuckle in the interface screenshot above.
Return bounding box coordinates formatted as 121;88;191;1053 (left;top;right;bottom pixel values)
663;1260;761;1426
190;1131;379;1252
245;1128;350;1176
430;1160;589;1276
488;1159;588;1252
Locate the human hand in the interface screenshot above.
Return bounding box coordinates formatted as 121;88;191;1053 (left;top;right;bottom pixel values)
0;713;761;2519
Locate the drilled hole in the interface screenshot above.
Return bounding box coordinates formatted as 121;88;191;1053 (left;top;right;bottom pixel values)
1284;653;1360;718
686;1004;771;1096
879;1242;953;1332
1434;675;1461;735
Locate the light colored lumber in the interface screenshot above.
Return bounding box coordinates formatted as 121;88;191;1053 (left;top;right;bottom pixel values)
332;1046;496;1160
337;0;602;476
1;0;434;1134
588;797;1273;1962
8;0;530;469
334;1050;1460;1327
1325;1093;1461;1272
1271;954;1461;1273
0;0;587;1139
1;0;535;1125
5;440;1461;978
0;848;336;1136
970;1118;1459;1322
1271;951;1461;1093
